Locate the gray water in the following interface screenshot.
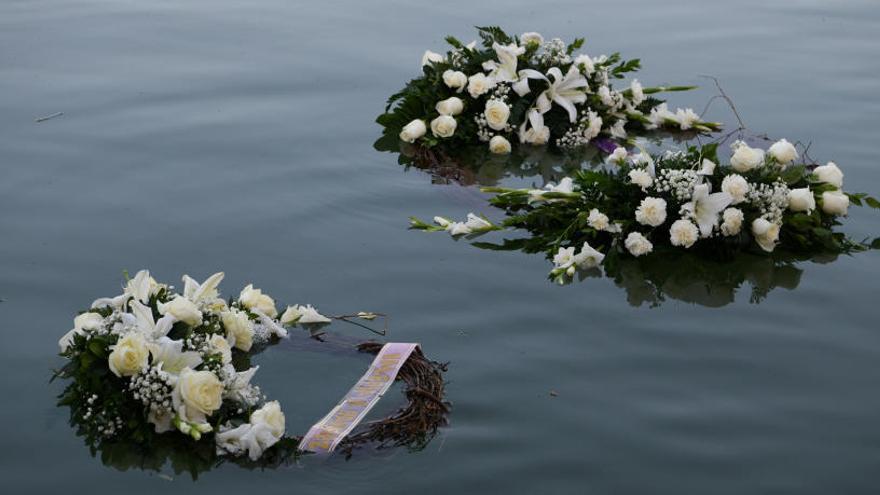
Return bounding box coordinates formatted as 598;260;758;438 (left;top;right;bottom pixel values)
2;0;880;493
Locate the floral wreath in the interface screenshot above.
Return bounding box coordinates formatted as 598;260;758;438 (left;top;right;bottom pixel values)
54;270;449;471
376;26;720;157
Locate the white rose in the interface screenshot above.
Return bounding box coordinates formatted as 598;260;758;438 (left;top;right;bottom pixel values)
251;400;286;438
635;197;668;227
813;162;844;188
768;139;798;166
721;174;750;204
430;115;457;138
730;143;765;173
442;70;467;91
421;50;444;67
467;73;496;98
669;219;699;248
520;32;544;46
489;135;511;154
521;124;550;145
399;119;426;143
209;334;232;364
624;232;653;257
484;100;510;130
435;96;464;116
158;296;202;327
222;309;254;351
629;169;653;189
751;218;780;252
720;208;744;236
587;209;610;231
108;333;149;377
238;284;277;318
821;190;849;216
573;54;594;75
788;187;816;213
177;367;223;419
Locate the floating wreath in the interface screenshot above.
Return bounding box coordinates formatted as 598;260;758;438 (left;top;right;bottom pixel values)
376;26;720;156
411;139;879;283
54;271;449;475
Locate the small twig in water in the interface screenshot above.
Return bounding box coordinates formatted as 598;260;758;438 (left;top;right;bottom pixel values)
331;313;389;336
35;112;64;123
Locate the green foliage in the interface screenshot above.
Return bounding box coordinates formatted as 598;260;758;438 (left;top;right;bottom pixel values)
475;26;513;47
430;142;878;283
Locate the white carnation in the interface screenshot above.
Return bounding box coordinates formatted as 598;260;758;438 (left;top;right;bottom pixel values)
720;208;744;236
624;232;653;256
635;197;668;227
721;174;750;204
587;209;610;231
669;219;699;248
629;169;653;189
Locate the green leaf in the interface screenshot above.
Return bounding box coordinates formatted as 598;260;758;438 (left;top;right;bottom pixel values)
445;36;464;50
88;341;108;358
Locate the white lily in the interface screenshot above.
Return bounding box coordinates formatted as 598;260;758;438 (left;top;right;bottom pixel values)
91;294;128;311
130;300;176;339
518;109;551;145
148;337;202;375
464;213;492;231
125;269;155;304
519;66;588;122
182;272;224;305
482;42;525;83
224;365;260;405
681;183;733;237
528;177;575;203
573;242;605;268
58;312;105;352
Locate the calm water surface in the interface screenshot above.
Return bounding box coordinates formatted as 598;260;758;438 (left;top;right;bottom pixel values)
2;0;880;493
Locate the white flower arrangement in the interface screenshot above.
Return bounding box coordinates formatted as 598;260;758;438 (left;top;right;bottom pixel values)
411;139;879;283
55;270;336;461
377;26;720;155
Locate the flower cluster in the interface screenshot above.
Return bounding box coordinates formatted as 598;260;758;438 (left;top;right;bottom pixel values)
377;26;720;155
55;270;334;460
411;139;878;283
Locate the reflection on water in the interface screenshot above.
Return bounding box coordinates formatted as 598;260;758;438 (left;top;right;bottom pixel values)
375;129;701;186
603;251;815;307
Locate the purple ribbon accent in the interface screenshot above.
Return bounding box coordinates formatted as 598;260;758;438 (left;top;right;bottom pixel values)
592;137;620;154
